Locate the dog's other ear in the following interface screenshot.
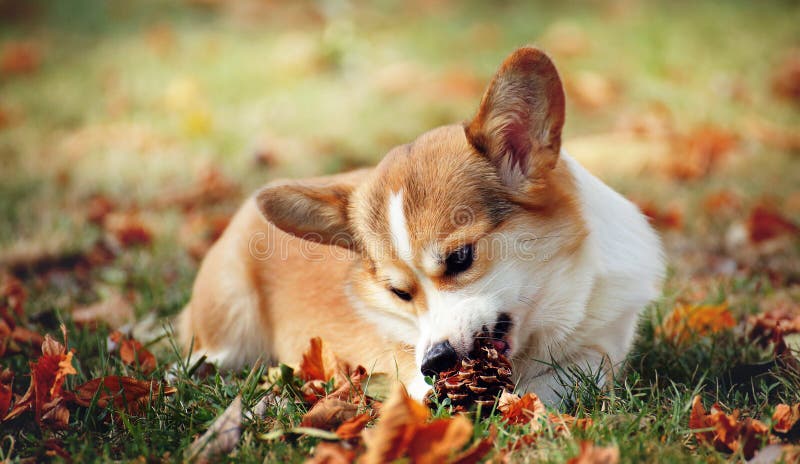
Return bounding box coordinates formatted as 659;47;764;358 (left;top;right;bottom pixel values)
256;175;360;249
466;47;565;193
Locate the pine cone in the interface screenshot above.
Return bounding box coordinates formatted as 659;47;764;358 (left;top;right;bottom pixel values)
426;333;514;415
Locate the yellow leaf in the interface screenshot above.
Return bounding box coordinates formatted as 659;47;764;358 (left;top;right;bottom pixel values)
658;303;736;345
182;108;212;136
163;77;201;112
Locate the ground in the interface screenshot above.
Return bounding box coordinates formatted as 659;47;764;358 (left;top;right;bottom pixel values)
1;0;799;462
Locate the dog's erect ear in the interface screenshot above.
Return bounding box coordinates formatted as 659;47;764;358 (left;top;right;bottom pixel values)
466;47;565;193
256;176;358;249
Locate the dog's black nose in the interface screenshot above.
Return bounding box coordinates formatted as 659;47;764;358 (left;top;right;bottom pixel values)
421;341;458;376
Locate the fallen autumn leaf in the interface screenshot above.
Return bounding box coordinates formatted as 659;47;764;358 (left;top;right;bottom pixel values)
109;331;157;374
4;327;76;429
498;391;547;427
747;205;800;244
771;403;800;434
689;395;773;459
305;441;357;464
658;303;736;345
72;293;135;330
567;442;620;464
186;395;242;464
334;412;371;440
69;375;177;415
301;397;360;430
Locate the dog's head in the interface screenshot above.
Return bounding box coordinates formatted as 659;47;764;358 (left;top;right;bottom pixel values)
257;47;587;376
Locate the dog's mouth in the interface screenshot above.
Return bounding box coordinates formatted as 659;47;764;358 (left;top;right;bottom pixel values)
486;313;513;356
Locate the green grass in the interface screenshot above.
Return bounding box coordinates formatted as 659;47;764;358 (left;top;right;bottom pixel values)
1;0;799;462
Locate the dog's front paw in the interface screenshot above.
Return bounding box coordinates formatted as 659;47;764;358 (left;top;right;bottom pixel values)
406;375;432;401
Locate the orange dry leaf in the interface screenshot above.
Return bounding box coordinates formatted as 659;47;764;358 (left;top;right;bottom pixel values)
668;125;737;180
4;328;76;429
252;144;281;167
405;416;473;464
120;339;156;374
335;412;371;440
549;412;594;436
745;118;800;152
658;303;736;345
703;190;741;215
301;397;359;430
11;325;44;347
772;403;800;434
300;379;329;404
156;166;239;212
498;391;591;446
104;212;153;247
306;442;357;464
296;337;369;405
327;365;368;403
498;391;547;426
0;274;35;356
85;194;117;225
1;273;26;322
69;376;177;414
0;320;42;357
361;384;489;464
0;275;42;357
298;337;334;382
771;50;800;104
179;212;230;260
689;395;772;459
362;384;431;463
567;442;620;464
110;331;157;374
144;23;176;56
632;199;683;231
746;205;800;244
0;41;41;75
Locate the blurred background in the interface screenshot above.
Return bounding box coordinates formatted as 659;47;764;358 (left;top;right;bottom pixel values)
0;0;798;319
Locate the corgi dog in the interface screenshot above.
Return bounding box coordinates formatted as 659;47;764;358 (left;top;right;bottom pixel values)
178;47;665;404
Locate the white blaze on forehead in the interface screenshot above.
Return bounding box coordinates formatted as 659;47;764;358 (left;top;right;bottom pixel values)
421;245;442;275
388;190;413;265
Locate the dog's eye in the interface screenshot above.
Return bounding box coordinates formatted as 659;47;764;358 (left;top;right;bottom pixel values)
445;244;475;276
390;287;412;301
